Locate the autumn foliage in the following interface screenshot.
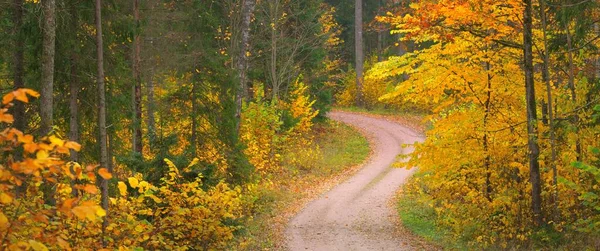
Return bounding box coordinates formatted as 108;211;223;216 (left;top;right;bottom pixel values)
0;89;243;250
370;0;600;248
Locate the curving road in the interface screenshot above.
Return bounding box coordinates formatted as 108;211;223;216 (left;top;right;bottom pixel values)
286;111;425;251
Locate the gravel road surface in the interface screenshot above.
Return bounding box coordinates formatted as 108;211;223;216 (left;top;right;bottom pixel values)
286;111;425;251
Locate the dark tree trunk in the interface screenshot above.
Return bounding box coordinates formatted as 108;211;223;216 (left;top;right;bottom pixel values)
484;62;492;201
523;0;543;227
13;0;25;133
69;1;80;163
147;70;157;149
132;0;143;154
40;0;56;206
355;0;364;106
563;5;583;162
539;0;559;220
377;0;383;62
95;0;109;245
41;0;56;136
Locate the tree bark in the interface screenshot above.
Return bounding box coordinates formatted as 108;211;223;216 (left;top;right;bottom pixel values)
562;4;583;162
539;0;559;220
523;0;543;227
69;1;80;162
95;0;109;245
377;0;383;62
269;0;280;99
147;69;157;149
41;0;56;136
132;0;143;154
13;0;25;133
484;61;492;201
235;0;256;133
355;0;364;106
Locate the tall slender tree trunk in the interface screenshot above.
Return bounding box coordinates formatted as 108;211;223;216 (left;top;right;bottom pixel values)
484;61;492;201
95;0;109;245
235;0;256;133
41;0;56;136
69;1;80;163
40;0;56;206
596;23;600;81
13;0;25;133
562;6;583;162
13;0;26;198
270;1;279;99
191;79;198;155
377;0;383;62
147;69;157;149
355;0;364;106
523;0;543;227
132;0;143;154
539;0;559;220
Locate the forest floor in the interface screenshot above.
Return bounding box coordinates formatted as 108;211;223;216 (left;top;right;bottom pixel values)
285;111;434;250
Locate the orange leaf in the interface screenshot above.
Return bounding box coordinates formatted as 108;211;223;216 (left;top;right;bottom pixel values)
13;89;29;103
86;164;98;172
0;111;14;123
2;93;14;105
65;141;81;151
75;184;98;194
23;89;40;98
98;168;112;180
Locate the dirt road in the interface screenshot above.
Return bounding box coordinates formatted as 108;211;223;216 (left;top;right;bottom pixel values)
285;111;425;251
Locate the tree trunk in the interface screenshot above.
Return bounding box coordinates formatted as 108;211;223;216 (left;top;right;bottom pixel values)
69;1;80;163
147;70;157;149
539;0;559;220
132;0;143;154
563;6;582;162
190;78;198;154
235;0;256;133
523;0;543;227
270;1;279;100
377;0;383;62
484;61;492;201
41;0;56;136
13;0;25;133
40;0;56;206
95;0;109;245
355;0;363;106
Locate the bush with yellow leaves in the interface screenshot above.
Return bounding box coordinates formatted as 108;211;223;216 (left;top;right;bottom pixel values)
0;89;244;250
281;80;320;169
105;159;243;250
240;84;283;173
240;80;321;174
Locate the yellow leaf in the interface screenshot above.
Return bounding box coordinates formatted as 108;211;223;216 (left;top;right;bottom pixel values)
36;150;49;161
128;177;139;188
28;240;48;251
0;211;8;230
98;168;113;180
96;207;106;217
72;201;102;221
0;193;13;204
118;182;127;196
48;135;64;147
56;237;72;251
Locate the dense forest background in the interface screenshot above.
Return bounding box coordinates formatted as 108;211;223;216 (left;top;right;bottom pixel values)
1;0;600;249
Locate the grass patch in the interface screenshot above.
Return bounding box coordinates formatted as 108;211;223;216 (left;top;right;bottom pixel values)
242;120;370;250
397;173;469;250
